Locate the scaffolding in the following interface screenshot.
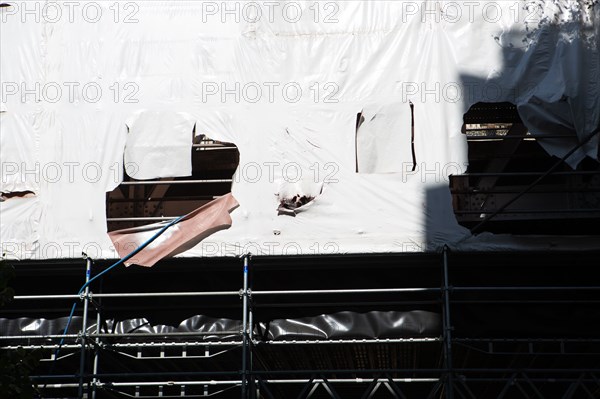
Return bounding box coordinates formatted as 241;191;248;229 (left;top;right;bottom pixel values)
2;250;600;398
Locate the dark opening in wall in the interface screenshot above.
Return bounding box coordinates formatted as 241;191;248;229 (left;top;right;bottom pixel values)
450;102;600;234
106;136;239;231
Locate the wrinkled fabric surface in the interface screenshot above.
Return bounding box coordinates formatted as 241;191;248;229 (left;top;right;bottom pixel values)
1;1;598;259
259;310;441;340
0;310;440;341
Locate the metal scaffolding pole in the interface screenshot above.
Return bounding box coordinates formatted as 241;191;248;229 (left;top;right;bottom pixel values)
91;291;102;399
241;255;250;399
30;367;600;382
252;287;439;295
78;258;92;399
249;292;255;398
13;290;243;300
1;337;443;352
13;284;600;302
442;246;454;399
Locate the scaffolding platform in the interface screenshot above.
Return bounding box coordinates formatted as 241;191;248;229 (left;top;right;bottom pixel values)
2;251;600;398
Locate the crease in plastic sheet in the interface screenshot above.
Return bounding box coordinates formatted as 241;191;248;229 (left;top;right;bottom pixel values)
0;196;41;258
1;1;599;259
0;310;440;341
0;112;39;194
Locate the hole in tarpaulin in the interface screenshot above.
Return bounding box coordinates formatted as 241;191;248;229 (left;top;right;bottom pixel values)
355;111;365;173
106;132;239;231
409;101;416;172
277;194;316;217
0;191;36;202
450;101;600;234
276;177;324;217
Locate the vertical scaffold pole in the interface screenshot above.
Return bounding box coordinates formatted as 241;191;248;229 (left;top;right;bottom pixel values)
91;311;100;399
78;257;92;399
241;254;250;398
91;287;101;399
442;246;454;399
249;299;255;398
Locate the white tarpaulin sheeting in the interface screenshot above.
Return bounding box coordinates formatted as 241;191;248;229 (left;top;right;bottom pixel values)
125;110;195;180
1;1;599;259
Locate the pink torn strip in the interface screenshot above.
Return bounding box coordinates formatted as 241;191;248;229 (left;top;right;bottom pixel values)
108;193;239;267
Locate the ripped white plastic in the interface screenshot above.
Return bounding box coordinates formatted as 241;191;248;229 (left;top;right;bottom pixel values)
1;1;598;259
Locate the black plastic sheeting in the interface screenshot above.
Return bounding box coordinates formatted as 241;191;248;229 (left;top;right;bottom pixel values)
257;310;440;340
0;310;440;341
0;315;242;341
0;316;87;336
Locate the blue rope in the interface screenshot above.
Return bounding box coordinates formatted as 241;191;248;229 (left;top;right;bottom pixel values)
52;215;185;361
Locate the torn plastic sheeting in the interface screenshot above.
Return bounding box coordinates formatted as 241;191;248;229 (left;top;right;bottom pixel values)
0;191;36;201
258;310;441;341
517;98;592;167
125;111;195;180
0;1;599;259
277;179;324;216
108;193;239;267
356;102;413;174
511;18;600;168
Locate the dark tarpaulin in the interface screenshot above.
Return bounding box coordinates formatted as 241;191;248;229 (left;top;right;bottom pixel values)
0;310;440;341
